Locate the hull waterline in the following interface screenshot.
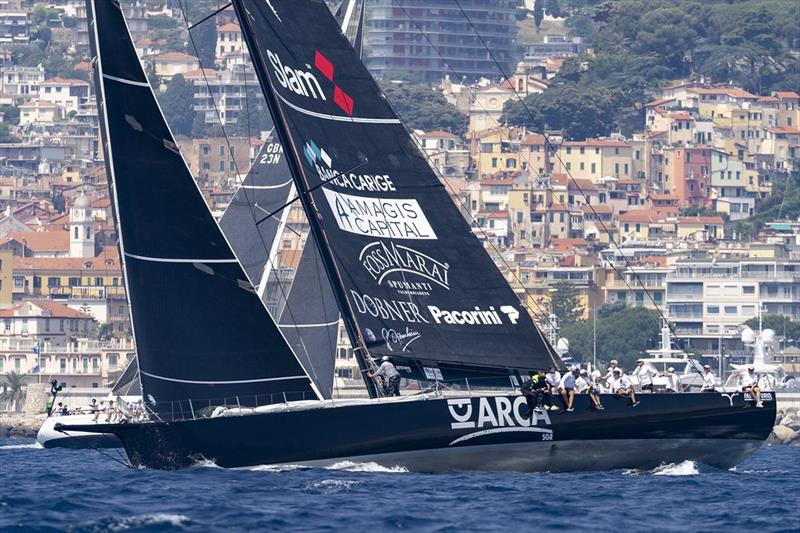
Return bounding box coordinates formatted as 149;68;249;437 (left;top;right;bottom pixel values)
58;392;776;472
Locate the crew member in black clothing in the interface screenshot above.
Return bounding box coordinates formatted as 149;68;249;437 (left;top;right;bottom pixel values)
520;370;548;417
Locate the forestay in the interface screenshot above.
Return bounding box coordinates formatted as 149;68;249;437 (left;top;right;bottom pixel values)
233;0;561;380
88;0;319;418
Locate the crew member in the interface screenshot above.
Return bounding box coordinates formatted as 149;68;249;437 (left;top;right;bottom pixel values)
632;359;658;392
558;367;578;412
577;369;603;410
369;356;401;396
545;367;561;398
740;365;764;408
605;359;620;379
664;367;681;393
700;365;718;393
609;369;639;407
89;398;99;416
520;370;548;416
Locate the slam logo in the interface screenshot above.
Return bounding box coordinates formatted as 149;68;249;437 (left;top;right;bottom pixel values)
446;397;553;445
359;241;449;296
266;49;354;116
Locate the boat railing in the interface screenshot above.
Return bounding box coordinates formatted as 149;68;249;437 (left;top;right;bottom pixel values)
151;390;321;422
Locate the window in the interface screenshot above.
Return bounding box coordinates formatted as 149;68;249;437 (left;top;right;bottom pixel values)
13;276;23;288
707;306;719;314
218;160;225;171
201;144;210;155
591;162;596;174
742;286;755;295
47;277;60;288
219;145;225;156
491;157;497;168
95;277;102;286
3;319;9;332
68;277;80;287
724;306;737;315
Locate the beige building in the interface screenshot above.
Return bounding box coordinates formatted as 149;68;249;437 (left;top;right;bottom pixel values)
553;138;633;182
153;52;200;80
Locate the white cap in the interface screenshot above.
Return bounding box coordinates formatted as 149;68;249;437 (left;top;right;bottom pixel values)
667;367;675;372
748;365;755;370
381;355;390;362
703;364;711;369
610;359;618;365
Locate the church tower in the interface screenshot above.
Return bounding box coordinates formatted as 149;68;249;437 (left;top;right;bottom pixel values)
69;193;95;258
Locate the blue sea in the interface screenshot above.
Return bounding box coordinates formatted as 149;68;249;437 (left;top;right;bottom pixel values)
1;440;798;532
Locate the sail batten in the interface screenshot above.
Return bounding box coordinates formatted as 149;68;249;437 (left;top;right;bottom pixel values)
233;0;561;382
88;0;319;417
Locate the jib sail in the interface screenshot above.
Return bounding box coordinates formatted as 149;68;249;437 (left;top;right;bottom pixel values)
233;0;560;383
88;0;320;418
219;137;340;398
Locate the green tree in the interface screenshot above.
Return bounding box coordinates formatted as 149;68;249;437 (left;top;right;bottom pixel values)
549;281;584;327
743;315;800;342
0;371;27;412
546;0;562;18
534;0;545;29
380;82;468;134
0;124;19;143
559;307;661;369
160;74;196;136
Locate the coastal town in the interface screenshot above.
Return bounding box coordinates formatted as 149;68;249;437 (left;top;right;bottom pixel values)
0;2;799;530
0;0;796;415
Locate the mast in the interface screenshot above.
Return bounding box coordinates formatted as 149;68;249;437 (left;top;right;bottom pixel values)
231;0;379;397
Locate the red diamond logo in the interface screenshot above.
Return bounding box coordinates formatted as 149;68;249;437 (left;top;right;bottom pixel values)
314;50;334;81
333;86;354;116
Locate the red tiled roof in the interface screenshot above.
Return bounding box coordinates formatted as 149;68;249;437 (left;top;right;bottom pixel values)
677;216;724;225
768;126;800;134
689;87;758;99
41;77;89;86
774;91;800;99
420;130;459;139
12;248;120;272
1;231;69;251
562;138;630;148
154;52;198;62
0;300;94;319
217;22;241;32
91;198;111;208
521;133;546;145
645;97;675;108
580;204;612;214
618;209;657;223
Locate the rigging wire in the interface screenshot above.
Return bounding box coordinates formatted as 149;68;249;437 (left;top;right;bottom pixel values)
389;0;572;365
174;0;329;390
452;0;703;373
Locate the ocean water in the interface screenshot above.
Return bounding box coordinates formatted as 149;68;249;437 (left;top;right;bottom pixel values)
1;440;798;532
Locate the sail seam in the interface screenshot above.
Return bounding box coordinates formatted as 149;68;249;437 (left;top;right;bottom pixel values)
274;91;401;124
125;253;238;263
140;371;309;385
278;319;340;329
102;73;150;87
240;180;293;190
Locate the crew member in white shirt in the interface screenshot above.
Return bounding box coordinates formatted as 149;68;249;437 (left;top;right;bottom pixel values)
558;367;578;412
632;359;658;392
604;359;619;380
609;369;639;407
664;367;681;393
740;365;764;408
577;369;604;410
700;365;718;392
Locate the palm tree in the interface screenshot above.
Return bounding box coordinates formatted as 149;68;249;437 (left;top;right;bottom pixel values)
0;371;27;412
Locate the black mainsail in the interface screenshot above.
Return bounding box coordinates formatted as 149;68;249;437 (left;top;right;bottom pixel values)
233;0;560;386
88;0;319;418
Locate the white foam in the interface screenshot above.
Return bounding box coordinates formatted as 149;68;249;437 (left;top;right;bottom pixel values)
0;442;43;450
652;461;699;476
325;460;408;473
108;513;191;531
237;464;307;472
189;458;220;469
306;479;362;490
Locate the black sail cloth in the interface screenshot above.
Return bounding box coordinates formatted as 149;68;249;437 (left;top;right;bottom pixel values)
87;0;319;418
233;0;561;381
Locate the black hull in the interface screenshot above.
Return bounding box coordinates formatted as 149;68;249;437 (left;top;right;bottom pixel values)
41;434;122;450
59;393;775;472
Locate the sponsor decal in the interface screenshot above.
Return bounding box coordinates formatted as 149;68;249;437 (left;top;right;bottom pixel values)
303;139;396;192
428;305;522;326
359;241;449;296
446;397;553;444
265;0;281;21
265;49;354;116
745;391;773;402
323;189;437;240
267;50;326;101
349;290;429;324
381;327;421;352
